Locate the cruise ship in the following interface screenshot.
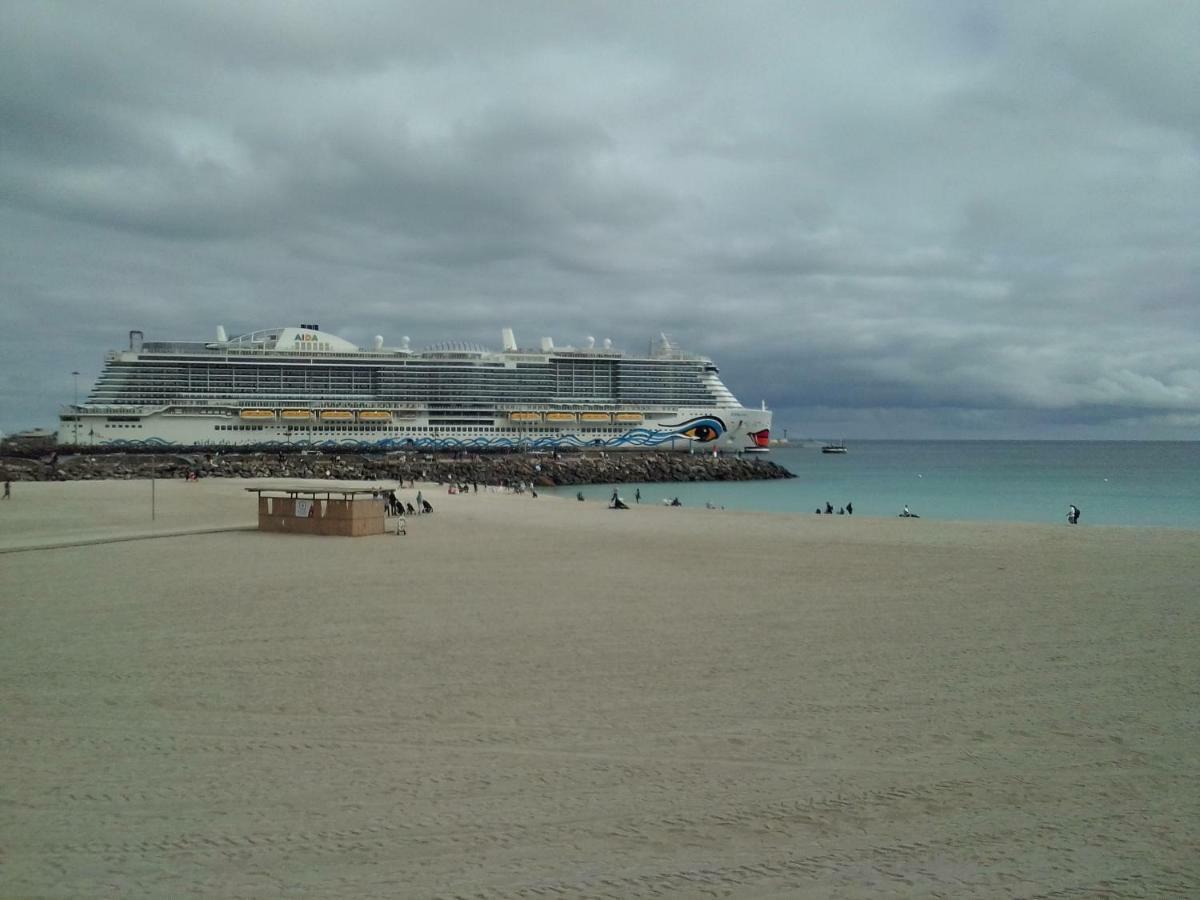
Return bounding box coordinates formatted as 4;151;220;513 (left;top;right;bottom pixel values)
58;325;772;453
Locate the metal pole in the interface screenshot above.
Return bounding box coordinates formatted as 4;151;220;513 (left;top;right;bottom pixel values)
151;477;156;521
72;371;80;444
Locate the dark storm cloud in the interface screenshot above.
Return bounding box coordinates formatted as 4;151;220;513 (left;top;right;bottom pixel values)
1;0;1197;438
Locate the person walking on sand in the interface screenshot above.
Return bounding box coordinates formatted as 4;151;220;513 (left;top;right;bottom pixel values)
2;479;9;499
416;490;423;514
846;501;853;515
635;488;641;504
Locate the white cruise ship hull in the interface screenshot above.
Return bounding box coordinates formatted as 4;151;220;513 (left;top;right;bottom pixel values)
57;405;772;453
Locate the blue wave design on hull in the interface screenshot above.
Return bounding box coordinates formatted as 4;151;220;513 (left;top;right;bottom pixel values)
91;417;732;452
96;432;717;452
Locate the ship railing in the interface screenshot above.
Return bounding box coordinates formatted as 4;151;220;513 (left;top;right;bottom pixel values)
58;404;158;415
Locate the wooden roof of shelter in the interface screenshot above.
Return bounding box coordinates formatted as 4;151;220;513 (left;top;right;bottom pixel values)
244;479;400;499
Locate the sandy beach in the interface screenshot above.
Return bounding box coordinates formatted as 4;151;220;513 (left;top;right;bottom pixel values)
2;479;1197;898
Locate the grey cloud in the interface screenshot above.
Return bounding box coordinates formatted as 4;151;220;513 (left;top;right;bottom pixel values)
1;1;1197;439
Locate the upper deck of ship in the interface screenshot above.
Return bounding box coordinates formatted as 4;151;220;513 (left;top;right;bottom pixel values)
126;326;712;366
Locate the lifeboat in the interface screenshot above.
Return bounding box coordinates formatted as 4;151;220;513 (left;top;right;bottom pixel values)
240;409;275;420
358;410;392;422
545;412;576;423
280;409;312;421
580;412;611;423
319;410;354;421
510;412;542;422
614;412;644;423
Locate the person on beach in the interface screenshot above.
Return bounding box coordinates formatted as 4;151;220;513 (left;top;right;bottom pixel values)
825;501;834;514
611;488;619;505
1068;504;1081;525
2;479;9;499
846;501;853;515
635;488;641;504
416;490;423;513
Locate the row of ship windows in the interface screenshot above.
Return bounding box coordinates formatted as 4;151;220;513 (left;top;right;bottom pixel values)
99;376;700;388
103;371;700;383
120;360;702;371
209;425;631;434
99;372;699;383
99;393;700;403
96;385;706;394
96;380;694;391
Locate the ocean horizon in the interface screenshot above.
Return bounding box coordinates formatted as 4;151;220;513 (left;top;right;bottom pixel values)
547;440;1200;529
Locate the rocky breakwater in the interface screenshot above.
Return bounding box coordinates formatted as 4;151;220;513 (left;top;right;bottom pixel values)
0;444;794;486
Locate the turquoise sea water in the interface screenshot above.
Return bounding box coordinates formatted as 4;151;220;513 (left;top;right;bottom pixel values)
546;442;1200;529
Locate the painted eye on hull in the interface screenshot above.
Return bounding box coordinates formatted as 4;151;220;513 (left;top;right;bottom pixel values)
680;422;722;442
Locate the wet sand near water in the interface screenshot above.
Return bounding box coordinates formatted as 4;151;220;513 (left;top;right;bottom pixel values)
2;479;1198;897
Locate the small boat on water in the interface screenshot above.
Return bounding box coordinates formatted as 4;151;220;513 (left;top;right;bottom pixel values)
821;441;847;454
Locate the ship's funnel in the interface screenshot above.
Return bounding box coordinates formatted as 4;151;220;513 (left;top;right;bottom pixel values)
540;336;554;352
501;328;517;352
216;325;227;342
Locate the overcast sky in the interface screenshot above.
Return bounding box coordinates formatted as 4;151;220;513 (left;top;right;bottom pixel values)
2;1;1197;439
